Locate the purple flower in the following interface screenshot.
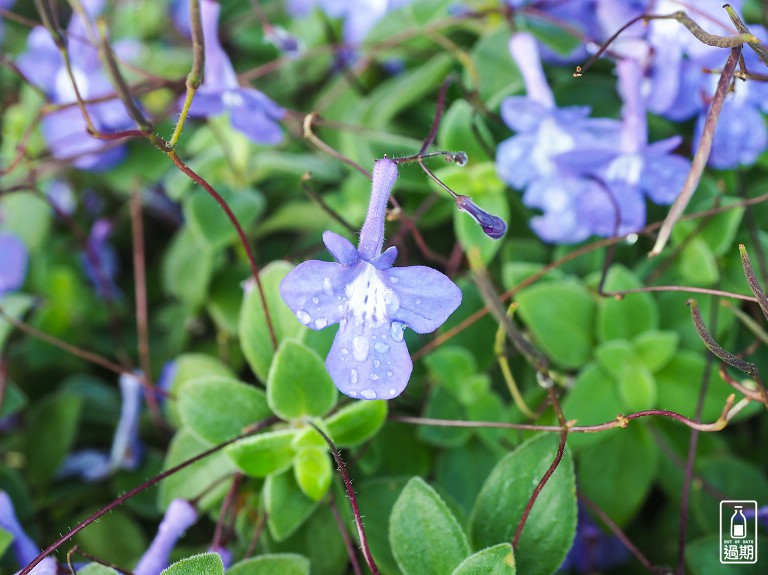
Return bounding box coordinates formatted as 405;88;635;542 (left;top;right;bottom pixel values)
0;491;42;568
560;505;629;573
280;158;461;399
15;0;133;171
0;232;28;295
185;0;285;144
81;218;119;298
133;499;199;575
58;372;144;481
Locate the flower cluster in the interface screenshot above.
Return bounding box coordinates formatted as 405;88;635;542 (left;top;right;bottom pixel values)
16;0;134;171
280;158;462;399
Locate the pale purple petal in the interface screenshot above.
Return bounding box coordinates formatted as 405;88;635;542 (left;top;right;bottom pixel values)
371;246;398;270
0;233;28;294
186;88;226;117
496;134;541;189
16;27;60;93
326;319;412;400
455;196;507;239
0;491;41;566
171;0;191;37
576;179;645;237
109;372;143;472
200;0;238;89
134;499;199;575
17;556;58;575
279;260;353;330
523;177;592;244
358;158;398;260
500;96;549;133
696;99;768;169
57;449;112;481
323;231;359;266
386;266;462;334
228;89;284;144
509;33;554;107
640;153;689;205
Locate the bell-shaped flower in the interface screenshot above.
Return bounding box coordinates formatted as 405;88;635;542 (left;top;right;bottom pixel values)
280;158;462;399
185;0;285;144
133;499;199;575
80;218;120;299
15;0;134;171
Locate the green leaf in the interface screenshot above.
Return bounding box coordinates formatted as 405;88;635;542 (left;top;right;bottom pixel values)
418;387;472;448
686;535;767;575
436;439;503;516
239;261;305;382
0;527;12;559
226;430;298;478
265;469;319;541
424;346;477;403
179;376;271;444
267;340;337;420
158;429;235;511
74;509;146;568
562;363;623;450
679;237;719;286
390;477;470;575
185;186;265;250
165;353;236;428
451;544;516;575
516;281;595;369
594;340;636;380
0;381;27;419
596;265;658;342
325;400;388;447
77;564;120;575
161;552;224;575
616;364;657;412
578;425;659;526
294;446;332;501
632;330;680;373
0;293;34;351
24;393;83;488
470;434;576;575
438;100;492;164
163;227;216;307
0;193;51;251
227;554;310;575
469;26;521;106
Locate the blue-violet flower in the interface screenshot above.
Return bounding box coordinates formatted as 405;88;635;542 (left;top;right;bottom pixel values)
185;0;285;144
0;491;58;574
280;158;462;399
133;499;199;575
0;232;28;295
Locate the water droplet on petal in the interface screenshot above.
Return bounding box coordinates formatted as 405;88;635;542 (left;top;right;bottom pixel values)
415;299;422;305
323;277;333;295
389;388;397;396
373;359;380;368
370;373;379;381
390;321;405;342
352;336;370;361
296;309;311;325
360;388;377;399
312;297;319;304
341;348;349;355
350;369;358;384
349;390;358;397
315;318;327;329
386;371;393;377
374;341;390;354
390;276;399;283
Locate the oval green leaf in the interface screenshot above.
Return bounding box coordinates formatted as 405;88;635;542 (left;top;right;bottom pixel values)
226;429;298;478
325;400;388;447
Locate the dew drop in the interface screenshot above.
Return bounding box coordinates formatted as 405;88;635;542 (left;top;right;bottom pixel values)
374;341;390;353
296;309;311;325
389;276;399;283
341;348;349;355
386;371;393;377
373;359;381;368
370;373;379;381
415;299;422;305
312;297;319;304
389;388;397;396
323;277;333;296
315;318;328;329
352;336;370;361
390;321;405;342
350;369;358;384
348;390;358;397
360;389;377;399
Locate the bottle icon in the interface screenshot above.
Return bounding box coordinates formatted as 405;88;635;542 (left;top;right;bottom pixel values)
731;506;747;539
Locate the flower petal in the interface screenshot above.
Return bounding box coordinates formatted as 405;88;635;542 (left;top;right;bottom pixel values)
323;231;359;266
640;152;689;205
386;266;461;334
279;260;352;330
371;246;398;270
326;319;412;400
186;88;226;118
229;91;284;144
0;233;28;295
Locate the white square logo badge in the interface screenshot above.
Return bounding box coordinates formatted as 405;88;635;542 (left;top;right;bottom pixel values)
720;500;758;564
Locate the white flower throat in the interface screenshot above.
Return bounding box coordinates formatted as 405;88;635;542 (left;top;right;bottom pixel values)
345;262;399;326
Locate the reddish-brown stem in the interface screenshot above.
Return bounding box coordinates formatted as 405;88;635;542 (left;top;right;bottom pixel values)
167;151;278;351
18;418;277;575
309;422;379;575
513;428;568;548
244;512;267;559
329;493;363;575
212;474;243;551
